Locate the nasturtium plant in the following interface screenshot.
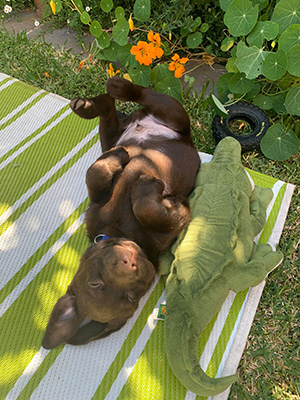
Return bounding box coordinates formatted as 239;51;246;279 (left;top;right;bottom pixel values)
217;0;300;160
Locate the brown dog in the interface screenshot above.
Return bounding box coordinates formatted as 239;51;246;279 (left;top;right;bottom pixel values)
42;77;200;349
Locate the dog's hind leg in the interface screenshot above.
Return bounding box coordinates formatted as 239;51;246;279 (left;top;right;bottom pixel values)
86;146;130;203
106;76;191;137
131;175;190;233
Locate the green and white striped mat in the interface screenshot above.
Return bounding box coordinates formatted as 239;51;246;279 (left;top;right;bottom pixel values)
0;73;295;400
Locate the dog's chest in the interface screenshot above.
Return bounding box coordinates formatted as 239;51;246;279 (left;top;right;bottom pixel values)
115;115;179;146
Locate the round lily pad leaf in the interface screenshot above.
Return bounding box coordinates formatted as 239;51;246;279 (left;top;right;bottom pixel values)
228;72;254;94
221;36;235;52
235;41;267;79
154;77;183;103
128;65;151;87
287;44;300;76
200;23;209;33
186;32;203;49
80;11;90;25
117;43;134;66
72;0;83;12
247;21;279;47
253;94;273;110
97;32;111;49
226;57;239;72
134;0;151;22
103;41;121;62
220;0;234;11
90;20;102;37
271;93;287;114
100;0;113;13
271;0;300;33
150;63;173;83
224;0;259;36
285;86;300;116
260;123;300;160
115;6;125;19
278;23;300;51
262;49;287;80
112;18;129;46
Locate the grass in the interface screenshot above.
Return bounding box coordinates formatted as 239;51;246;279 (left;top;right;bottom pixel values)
0;26;299;399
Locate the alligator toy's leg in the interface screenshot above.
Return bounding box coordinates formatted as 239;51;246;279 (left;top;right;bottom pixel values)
249;186;273;236
230;243;283;293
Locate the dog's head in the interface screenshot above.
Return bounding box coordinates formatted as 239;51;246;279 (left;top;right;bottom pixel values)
42;239;155;349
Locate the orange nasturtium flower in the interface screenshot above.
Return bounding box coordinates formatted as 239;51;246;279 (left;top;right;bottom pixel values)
148;30;164;58
49;0;56;15
107;63;120;78
168;53;189;78
130;41;156;66
78;60;85;71
128;14;134;31
44;72;50;77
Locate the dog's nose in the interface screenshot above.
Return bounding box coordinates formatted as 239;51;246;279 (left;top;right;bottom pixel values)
120;256;137;272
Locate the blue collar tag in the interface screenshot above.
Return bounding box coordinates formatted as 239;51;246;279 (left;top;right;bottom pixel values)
94;234;110;244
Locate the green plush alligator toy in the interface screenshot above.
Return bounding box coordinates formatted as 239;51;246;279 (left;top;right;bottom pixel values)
159;137;283;396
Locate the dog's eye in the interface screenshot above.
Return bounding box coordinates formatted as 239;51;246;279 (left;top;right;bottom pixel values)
126;293;136;303
88;279;105;289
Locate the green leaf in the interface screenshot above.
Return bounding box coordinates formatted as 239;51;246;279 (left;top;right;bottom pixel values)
216;72;235;102
53;0;62;13
285;86;300;116
150;63;173;82
262;49;287;80
226;57;239;72
80;11;91;25
244;82;261;100
129;65;151;87
247;21;279;47
191;17;202;31
115;6;125;19
221;37;235;52
220;0;234;11
117;43;134;66
278;24;300;52
186;32;203;48
200;23;209;33
103;41;121;61
154;77;183;103
271;93;287;113
134;0;151;22
224;0;259;36
100;0;114;13
72;0;83;12
89;20;102;38
97;32;111;49
228;72;254;93
210;94;229;117
253;94;273;110
235;41;267;79
112;18;129;46
260;124;300;160
271;0;300;34
287;44;300;76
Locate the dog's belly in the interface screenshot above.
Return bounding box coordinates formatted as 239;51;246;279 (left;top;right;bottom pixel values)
115;115;179;146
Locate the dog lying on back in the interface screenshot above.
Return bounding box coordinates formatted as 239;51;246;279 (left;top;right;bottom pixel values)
42;77;200;349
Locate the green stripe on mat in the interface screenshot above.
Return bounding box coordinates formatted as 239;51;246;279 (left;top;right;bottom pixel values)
0;91;47;132
0;114;98;209
0;133;98;236
0;224;88;397
0;76;14;88
0;81;40;120
0;198;89;304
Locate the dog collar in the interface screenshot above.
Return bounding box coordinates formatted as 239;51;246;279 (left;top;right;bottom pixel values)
94;234;110;244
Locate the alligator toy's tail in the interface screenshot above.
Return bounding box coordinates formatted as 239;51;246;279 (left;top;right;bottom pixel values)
165;308;237;396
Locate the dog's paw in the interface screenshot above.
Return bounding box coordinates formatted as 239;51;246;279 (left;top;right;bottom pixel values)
107;77;141;102
70;97;96;119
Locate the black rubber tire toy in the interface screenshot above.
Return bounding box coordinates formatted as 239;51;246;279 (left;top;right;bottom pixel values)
212;102;269;153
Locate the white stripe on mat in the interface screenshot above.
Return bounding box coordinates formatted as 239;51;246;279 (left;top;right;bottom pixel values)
103;290;167;400
0;126;99;226
27;278;160;400
0;78;17;92
0;95;69;160
0;143;99;289
0;215;84;318
0;89;45;126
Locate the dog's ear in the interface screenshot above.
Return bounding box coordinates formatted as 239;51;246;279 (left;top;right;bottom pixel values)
42;289;83;350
